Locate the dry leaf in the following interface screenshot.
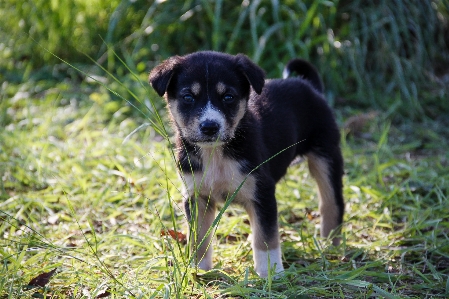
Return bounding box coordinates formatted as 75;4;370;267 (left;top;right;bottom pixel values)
28;268;57;287
344;111;379;136
305;208;318;221
287;211;304;224
96;288;111;298
161;229;187;244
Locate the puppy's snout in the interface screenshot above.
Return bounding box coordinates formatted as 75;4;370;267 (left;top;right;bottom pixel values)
200;120;220;136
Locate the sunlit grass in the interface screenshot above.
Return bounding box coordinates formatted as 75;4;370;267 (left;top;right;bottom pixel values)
1;0;448;297
1;69;449;298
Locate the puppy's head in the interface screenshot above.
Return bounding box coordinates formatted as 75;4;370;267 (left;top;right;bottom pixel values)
149;51;265;147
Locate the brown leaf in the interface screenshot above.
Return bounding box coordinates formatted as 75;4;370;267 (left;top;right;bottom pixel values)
306;208;318;221
287;211;304;224
96;288;111;298
161;229;187;244
225;234;239;242
28;268;57;287
344;111;379;136
66;242;77;247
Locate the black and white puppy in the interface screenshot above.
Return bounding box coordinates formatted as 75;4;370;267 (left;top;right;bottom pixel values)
149;51;344;278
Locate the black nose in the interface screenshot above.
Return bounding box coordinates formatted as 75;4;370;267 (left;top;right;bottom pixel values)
200;120;220;136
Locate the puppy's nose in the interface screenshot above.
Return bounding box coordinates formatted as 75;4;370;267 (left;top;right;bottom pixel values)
200;120;220;136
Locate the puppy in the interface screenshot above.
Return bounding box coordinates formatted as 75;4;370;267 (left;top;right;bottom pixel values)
149;51;344;278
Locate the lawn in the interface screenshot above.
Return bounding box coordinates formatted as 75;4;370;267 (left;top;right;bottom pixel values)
1;0;449;298
1;68;448;298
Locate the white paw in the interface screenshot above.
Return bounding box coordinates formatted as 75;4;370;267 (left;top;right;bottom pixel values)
197;257;212;271
195;248;213;271
253;247;284;278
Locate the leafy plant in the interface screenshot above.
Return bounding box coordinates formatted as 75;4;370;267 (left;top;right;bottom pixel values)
2;0;447;115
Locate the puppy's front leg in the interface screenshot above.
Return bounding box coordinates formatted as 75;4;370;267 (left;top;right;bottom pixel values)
245;184;284;278
184;197;216;271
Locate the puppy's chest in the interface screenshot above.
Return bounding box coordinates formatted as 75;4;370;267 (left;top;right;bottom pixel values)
182;148;256;202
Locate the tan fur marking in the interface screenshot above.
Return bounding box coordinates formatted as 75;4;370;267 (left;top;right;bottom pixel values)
169;100;222;143
307;153;341;245
191;198;215;270
231;101;247;131
191;82;201;95
216;82;226;95
167;100;183;127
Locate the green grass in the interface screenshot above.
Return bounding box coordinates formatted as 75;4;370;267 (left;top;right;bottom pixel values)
1;67;449;298
1;0;448;115
1;0;448;296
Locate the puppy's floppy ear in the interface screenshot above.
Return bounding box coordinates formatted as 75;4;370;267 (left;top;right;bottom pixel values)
235;54;265;94
149;56;182;97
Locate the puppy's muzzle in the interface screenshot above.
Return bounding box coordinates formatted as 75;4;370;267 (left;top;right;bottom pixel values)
200;120;220;137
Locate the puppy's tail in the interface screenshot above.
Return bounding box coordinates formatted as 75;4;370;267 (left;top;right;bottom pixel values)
282;59;323;93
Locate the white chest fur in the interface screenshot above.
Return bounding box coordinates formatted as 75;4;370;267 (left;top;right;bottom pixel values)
182;147;256;203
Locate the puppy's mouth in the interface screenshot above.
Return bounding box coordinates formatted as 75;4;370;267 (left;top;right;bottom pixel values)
195;140;226;148
180;133;233;148
186;134;228;147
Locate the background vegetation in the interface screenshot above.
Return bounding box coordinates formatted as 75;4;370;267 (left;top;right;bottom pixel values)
1;0;449;298
2;0;449;115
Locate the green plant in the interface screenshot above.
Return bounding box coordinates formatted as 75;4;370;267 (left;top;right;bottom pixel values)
2;0;448;115
1;0;449;297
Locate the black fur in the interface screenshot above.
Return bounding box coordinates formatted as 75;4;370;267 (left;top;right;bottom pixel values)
149;51;344;277
283;58;324;93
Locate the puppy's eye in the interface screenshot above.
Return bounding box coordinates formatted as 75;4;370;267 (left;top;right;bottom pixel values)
182;94;194;103
223;94;235;104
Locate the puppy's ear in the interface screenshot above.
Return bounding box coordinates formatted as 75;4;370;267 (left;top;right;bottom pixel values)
149;56;182;97
235;54;265;94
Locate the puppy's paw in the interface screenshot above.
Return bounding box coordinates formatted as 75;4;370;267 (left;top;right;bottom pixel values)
256;265;284;279
253;247;284;279
197;258;213;271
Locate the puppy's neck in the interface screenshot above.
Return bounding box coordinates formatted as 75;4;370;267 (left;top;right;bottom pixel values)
199;145;224;163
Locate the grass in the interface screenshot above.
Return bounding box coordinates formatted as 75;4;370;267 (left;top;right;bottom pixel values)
2;0;448;115
0;1;448;296
1;63;449;298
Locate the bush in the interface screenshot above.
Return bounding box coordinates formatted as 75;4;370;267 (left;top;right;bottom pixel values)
1;0;448;117
1;0;109;66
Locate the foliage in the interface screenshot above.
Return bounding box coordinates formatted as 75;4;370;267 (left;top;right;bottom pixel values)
1;0;448;116
337;0;449;115
0;0;124;69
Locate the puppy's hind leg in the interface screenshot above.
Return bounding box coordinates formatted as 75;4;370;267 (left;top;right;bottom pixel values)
307;151;344;245
184;197;216;271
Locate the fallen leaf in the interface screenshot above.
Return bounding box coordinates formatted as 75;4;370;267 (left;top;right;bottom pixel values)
96;288;111;298
66;242;77;247
161;229;187;244
305;208;315;221
344;111;379;136
287;211;304;224
28;268;57;287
